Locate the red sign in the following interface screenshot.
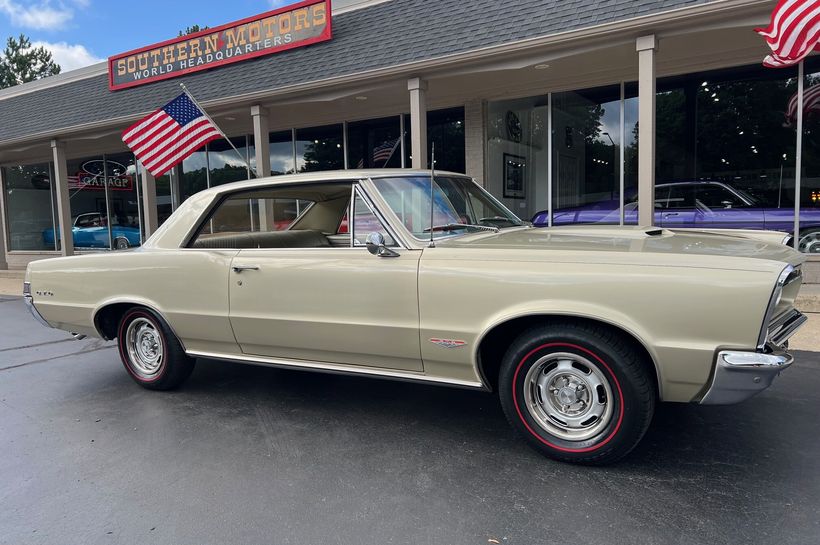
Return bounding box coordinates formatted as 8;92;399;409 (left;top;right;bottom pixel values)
108;0;332;91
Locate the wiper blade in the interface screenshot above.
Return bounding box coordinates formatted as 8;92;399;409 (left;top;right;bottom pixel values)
423;223;500;233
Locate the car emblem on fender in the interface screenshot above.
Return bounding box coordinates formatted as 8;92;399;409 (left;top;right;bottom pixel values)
429;338;467;348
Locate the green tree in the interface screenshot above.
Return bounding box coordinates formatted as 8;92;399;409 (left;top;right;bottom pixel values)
178;25;209;37
0;34;60;89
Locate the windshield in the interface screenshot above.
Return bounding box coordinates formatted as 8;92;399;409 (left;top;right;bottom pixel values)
371;175;524;239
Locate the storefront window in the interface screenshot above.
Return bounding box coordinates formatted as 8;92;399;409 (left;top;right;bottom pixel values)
428;107;465;173
551;85;622;226
487;96;549;221
181;145;207;202
60;153;143;251
799;57;820;253
2;162;58;251
295;124;344;172
268;130;295;175
209;136;251;186
347;116;402;169
656;64;798;232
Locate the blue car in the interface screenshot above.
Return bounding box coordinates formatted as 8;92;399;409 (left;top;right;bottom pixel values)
43;212;142;250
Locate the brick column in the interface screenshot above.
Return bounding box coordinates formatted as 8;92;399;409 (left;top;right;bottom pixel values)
464;99;485;186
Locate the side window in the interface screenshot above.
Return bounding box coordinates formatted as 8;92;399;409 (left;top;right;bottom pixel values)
191;188;318;249
666;185;696;209
654;186;671;209
351;191;395;247
696;185;745;209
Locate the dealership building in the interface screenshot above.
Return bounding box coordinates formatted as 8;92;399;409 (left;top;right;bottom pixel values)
1;0;819;278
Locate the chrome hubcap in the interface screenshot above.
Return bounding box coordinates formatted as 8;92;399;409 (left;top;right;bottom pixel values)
798;231;820;254
523;352;613;442
125;317;163;378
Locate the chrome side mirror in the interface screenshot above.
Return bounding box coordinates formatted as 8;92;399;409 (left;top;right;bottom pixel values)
365;232;399;257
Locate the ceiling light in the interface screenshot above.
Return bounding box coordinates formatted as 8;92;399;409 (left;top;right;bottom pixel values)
355;96;368;101
224;116;236;121
534;64;550;70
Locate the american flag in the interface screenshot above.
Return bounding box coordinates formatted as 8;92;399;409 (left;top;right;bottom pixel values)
372;137;400;166
755;0;820;68
787;82;820;122
122;92;222;177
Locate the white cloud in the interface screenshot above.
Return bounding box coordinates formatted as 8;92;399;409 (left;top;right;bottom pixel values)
0;0;74;30
32;40;103;71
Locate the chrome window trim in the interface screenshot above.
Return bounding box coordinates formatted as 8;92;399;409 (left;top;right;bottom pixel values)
351;184;401;249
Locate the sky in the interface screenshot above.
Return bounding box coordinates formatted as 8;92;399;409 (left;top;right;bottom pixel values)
0;0;297;72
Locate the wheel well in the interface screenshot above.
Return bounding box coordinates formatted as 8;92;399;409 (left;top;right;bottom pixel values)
94;303;136;340
476;315;660;394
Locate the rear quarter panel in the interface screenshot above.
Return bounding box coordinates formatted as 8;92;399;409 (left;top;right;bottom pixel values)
26;248;239;354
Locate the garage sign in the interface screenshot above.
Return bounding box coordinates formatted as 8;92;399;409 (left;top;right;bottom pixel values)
108;0;331;91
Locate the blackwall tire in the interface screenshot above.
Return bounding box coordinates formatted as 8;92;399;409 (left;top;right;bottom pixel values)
114;237;130;250
498;322;656;465
117;307;195;391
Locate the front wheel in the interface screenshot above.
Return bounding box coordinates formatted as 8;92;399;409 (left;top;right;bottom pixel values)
499;323;656;464
797;229;820;254
117;307;195;390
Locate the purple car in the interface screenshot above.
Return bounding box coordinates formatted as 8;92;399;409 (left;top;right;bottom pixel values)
532;180;820;253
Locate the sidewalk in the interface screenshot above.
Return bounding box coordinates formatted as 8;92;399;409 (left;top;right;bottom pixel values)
2;268;818;350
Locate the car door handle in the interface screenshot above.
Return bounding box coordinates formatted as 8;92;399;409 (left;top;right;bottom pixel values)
664;212;679;217
232;265;260;273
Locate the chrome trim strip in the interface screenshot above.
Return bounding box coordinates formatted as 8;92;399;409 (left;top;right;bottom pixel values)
757;264;797;350
23;282;52;329
186;349;486;390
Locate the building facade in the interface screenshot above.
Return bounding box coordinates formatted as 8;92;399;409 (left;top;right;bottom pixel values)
2;0;820;279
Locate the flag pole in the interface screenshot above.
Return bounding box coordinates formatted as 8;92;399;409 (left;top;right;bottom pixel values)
179;83;260;178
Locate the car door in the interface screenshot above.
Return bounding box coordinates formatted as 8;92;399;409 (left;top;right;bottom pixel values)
691;183;763;230
228;186;423;372
658;184;698;227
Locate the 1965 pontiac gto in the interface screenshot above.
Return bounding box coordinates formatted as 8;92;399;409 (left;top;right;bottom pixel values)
24;169;808;464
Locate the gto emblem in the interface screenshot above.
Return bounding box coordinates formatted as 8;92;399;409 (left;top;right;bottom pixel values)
429;338;467;348
35;290;54;297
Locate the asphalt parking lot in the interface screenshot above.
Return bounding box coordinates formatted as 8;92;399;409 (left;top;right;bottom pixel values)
1;296;819;545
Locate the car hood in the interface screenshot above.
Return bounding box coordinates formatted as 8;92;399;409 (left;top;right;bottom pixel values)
439;225;805;268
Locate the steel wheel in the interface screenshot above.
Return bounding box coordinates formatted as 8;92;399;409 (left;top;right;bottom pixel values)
124;317;164;380
798;230;820;254
522;352;613;442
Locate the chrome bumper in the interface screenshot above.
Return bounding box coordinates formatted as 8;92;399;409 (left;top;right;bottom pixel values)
700;349;794;405
23;281;52;329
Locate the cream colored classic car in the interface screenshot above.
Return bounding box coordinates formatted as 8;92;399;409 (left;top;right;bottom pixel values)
24;169;807;464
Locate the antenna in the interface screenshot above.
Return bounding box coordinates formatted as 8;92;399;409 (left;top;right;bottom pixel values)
429;143;436;248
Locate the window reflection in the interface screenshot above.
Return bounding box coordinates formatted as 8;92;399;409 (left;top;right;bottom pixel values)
295;124;344;172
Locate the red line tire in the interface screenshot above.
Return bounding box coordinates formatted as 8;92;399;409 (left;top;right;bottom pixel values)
117;307;195;391
498;322;656;465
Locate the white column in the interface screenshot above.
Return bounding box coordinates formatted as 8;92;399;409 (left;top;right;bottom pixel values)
251;105;275;230
51;139;74;256
0;167;8;269
140;164;158;238
636;34;657;226
464;99;485;185
251;105;271;177
408;77;428;169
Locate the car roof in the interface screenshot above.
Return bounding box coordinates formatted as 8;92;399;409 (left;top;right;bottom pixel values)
201;169;470;197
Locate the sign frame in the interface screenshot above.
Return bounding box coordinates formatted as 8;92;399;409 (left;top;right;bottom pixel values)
107;0;332;91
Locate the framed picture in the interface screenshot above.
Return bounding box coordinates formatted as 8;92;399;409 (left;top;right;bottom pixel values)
503;153;526;199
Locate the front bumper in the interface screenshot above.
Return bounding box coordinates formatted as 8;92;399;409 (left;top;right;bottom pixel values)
699;349;794;405
23;281;52;329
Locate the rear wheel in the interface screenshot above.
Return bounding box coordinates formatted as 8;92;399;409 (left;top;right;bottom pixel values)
499;323;655;464
117;307;195;390
114;237;130;250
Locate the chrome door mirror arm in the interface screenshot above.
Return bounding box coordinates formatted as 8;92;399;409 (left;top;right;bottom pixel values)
365;232;400;258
